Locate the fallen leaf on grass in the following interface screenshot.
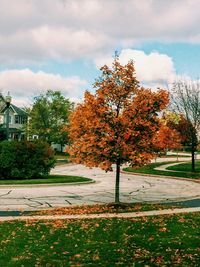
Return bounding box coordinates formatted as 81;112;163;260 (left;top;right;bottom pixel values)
171;255;182;264
178;218;185;223
62;251;70;255
74;254;81;258
93;254;100;261
116;249;125;253
12;255;30;261
148;236;154;241
159;227;168;232
152;256;163;263
110;241;117;244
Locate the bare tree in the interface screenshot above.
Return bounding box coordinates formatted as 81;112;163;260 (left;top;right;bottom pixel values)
171;80;200;171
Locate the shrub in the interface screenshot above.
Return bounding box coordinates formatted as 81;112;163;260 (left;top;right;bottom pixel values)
0;140;55;179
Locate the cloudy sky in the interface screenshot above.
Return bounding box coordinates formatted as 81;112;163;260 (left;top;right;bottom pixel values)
0;0;200;106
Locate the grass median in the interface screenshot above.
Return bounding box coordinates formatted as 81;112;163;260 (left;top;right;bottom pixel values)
0;175;93;185
123;161;200;179
0;212;199;266
167;160;200;172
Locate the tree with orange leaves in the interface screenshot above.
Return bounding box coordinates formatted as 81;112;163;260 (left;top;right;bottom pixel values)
68;58;169;203
165;113;197;150
153;124;182;154
152;112;182;155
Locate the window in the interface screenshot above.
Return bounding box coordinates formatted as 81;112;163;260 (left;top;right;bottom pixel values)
15;115;27;124
15;115;19;124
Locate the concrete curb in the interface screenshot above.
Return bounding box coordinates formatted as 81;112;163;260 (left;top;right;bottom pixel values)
0;179;95;188
0;207;200;221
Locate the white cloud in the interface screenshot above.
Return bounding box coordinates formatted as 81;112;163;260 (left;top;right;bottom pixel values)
0;26;109;64
31;26;109;60
95;49;176;86
0;69;87;106
0;0;200;64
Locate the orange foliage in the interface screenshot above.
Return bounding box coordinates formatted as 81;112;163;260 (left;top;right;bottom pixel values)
166;114;197;146
153;124;182;152
68;58;169;171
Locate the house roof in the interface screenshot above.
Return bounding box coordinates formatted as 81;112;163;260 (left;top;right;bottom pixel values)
10;104;28;116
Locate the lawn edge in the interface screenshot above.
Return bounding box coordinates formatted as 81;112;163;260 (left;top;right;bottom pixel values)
121;170;200;183
0;179;95;188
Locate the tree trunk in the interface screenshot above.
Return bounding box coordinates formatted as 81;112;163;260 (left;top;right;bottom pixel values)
191;142;195;172
115;159;120;203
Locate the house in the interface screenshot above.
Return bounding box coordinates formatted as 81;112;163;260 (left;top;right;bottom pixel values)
0;93;28;141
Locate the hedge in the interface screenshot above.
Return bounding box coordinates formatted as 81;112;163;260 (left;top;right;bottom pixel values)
0;140;55;179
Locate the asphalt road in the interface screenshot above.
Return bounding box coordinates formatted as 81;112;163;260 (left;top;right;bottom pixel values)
0;162;200;211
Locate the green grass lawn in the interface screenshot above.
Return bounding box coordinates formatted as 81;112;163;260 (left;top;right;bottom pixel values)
55;159;70;165
0;212;199;266
0;175;92;185
54;153;70;160
55;153;70;165
167;160;200;172
123;161;200;179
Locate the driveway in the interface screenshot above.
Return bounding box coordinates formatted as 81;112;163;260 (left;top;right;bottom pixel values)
0;162;200;211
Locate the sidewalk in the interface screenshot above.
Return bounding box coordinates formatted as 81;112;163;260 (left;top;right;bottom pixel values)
0;207;200;222
154;162;186;172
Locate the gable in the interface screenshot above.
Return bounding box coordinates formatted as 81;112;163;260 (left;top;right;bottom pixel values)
0;93;28;117
0;93;6;112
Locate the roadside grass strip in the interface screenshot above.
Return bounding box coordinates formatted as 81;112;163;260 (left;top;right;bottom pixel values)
0;211;199;266
0;175;92;185
123;161;200;179
32;203;183;216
